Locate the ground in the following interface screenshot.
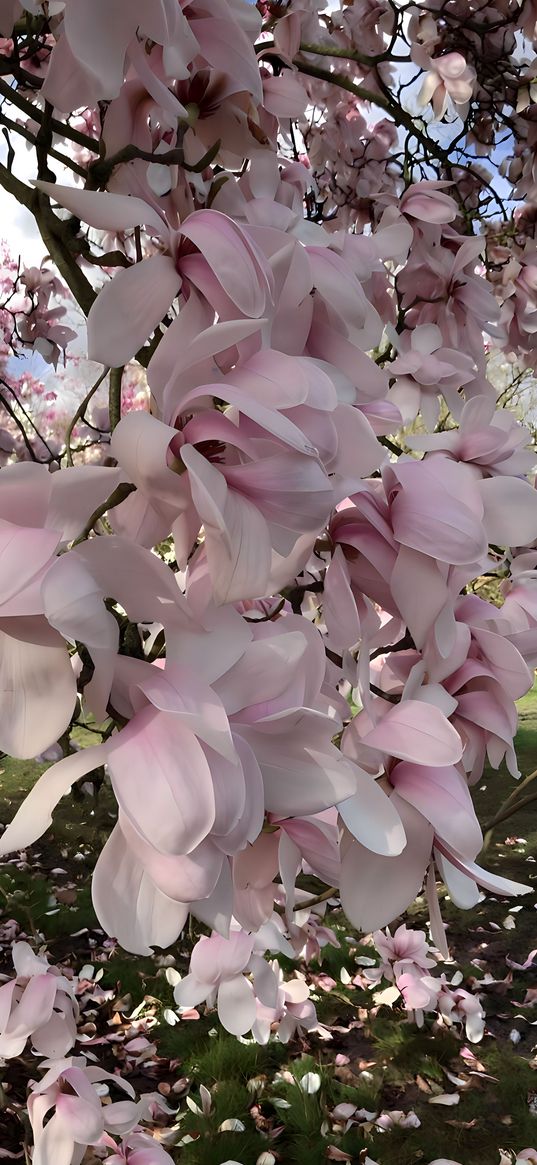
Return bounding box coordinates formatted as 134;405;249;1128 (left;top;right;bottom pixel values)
0;691;537;1164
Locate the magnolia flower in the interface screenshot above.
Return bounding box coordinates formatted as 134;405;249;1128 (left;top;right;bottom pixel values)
99;1131;175;1165
387;322;476;427
0;941;78;1059
407;394;536;478
27;1056;147;1165
36;183;273;368
173;930;256;1035
252;960;319;1044
435;979;486;1042
373;923;436;971
418;53;476;119
400;181;458;225
40;0;200;112
0;460;123;758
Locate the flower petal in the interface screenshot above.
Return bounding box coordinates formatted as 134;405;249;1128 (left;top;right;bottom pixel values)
0;620;77;759
87;255;181;366
361;700;463;767
217;974;256;1036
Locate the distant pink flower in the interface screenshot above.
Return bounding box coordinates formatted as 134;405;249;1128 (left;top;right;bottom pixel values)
252;961;319;1044
418;53;476;119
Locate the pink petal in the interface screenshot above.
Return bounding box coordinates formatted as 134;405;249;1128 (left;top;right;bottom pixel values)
47;466;125;543
434;852;480;909
240;710;357;815
478;476;537;547
323;546;361;651
392;764;482;856
340;795;433;932
434;839;532;897
75;536;192;634
280;815;340;886
63;0;131;98
87;255;181;366
337;769;406;856
217;974;256;1036
0;743;108;855
0;462;51;528
361;700;463;767
92;824;188;955
2;975;57;1055
35;182;164;233
0;522;59;613
390;546;448;649
180;444;272;603
0;620;77;759
42;553;119;722
107;706;216;855
181;210;270;318
387;459;486;565
262;73;308;117
190;15;263;102
55;1093;103;1145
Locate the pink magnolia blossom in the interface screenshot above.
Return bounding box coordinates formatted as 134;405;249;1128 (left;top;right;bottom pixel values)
387;323;476;427
434;979;486;1043
373;923;436;971
0;941;78;1059
173;929;258;1036
418;53;477;119
251;961;320;1044
407;394;536;478
27;1056;147;1165
0;550;362;954
40;0;200;112
399;181;458;225
36;182;273;368
99;1132;175;1165
0;460;122;758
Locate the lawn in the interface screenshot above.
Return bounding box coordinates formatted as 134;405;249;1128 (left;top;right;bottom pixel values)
1;691;537;1164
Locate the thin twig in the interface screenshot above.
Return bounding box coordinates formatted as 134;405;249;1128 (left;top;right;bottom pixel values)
71;482;136;545
65;367;109;466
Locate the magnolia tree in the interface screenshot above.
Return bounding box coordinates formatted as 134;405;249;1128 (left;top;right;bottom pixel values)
1;0;537;1157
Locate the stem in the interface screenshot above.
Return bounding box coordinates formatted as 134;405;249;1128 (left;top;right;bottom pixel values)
71;482;136;545
293;886;338;911
65;367;109;466
33;188;97;316
482;785;537;834
0;76;99;151
108;366;124;432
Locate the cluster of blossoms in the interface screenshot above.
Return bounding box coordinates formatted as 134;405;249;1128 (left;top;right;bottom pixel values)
0;0;534;986
1;935;534;1164
0;5;535;1162
366;924;486;1042
0;941;176;1164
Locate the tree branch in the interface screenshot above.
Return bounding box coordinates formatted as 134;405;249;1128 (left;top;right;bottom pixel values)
71;482;136;546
